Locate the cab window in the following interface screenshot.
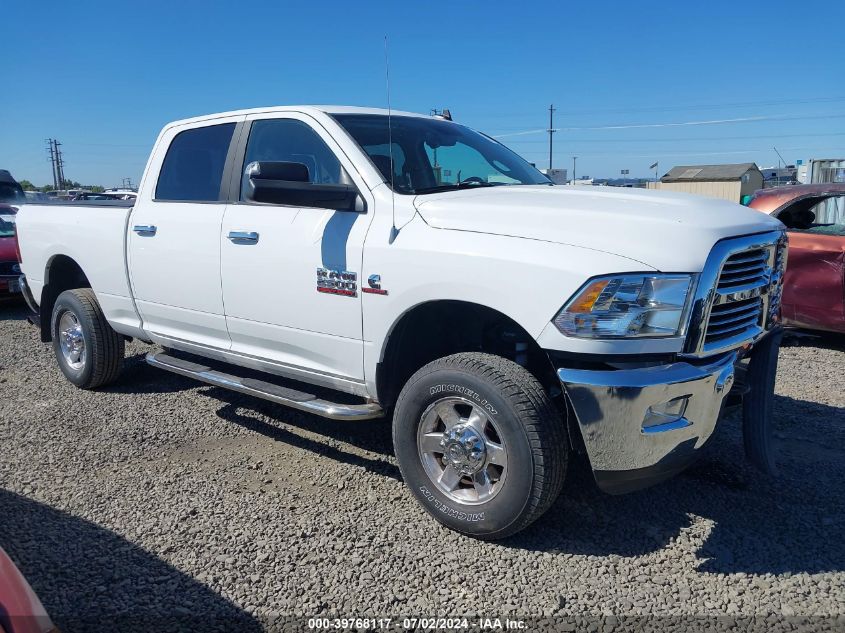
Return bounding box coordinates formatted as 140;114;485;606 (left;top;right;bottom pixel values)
155;123;236;202
240;119;343;200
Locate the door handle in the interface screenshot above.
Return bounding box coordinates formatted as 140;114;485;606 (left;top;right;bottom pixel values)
133;225;157;236
227;231;259;244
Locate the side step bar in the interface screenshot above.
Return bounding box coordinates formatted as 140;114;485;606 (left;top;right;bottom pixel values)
145;352;384;421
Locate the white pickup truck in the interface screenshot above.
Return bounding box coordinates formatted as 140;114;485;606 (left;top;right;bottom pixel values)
16;106;787;539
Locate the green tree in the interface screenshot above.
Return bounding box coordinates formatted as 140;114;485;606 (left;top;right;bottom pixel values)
18;179;36;191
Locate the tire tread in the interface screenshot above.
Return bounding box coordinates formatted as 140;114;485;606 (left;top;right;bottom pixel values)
394;352;567;539
53;288;124;389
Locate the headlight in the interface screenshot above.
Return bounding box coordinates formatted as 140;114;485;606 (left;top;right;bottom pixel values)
12;263;21;274
553;274;695;339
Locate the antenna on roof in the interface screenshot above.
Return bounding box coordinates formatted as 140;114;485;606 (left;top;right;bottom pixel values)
385;35;399;244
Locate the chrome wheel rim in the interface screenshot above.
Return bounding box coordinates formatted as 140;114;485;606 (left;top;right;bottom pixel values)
58;311;86;371
417;397;508;505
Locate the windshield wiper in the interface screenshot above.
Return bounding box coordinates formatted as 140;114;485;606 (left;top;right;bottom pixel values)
413;181;504;195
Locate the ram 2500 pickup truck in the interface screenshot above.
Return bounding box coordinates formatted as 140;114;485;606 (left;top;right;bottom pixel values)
16;106;787;539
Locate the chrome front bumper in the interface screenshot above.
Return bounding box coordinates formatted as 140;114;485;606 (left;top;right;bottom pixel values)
559;352;737;494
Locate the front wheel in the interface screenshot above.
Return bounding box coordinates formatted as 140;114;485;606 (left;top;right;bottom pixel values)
51;288;124;389
392;352;567;539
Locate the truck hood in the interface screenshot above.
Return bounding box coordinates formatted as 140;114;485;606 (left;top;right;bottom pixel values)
414;185;784;272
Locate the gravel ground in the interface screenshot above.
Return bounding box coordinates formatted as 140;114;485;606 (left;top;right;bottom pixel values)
1;299;844;632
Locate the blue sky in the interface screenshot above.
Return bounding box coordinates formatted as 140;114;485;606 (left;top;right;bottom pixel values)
2;0;844;187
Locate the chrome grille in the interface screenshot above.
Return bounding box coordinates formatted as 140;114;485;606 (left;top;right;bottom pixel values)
704;296;763;346
685;230;787;357
716;249;769;291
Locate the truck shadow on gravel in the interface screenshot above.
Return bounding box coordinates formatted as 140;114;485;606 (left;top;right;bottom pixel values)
507;397;844;576
0;490;262;633
206;388;400;481
108;352;203;395
194;380;844;577
115;354;844;578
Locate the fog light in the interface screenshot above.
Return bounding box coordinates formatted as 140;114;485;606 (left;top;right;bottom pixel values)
642;396;690;433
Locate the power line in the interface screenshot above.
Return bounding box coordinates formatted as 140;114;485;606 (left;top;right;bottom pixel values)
505;131;845;145
493;112;845;138
473;95;845;120
514;145;845;160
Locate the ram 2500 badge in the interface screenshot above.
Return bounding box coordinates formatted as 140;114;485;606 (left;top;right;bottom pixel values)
15;106;786;539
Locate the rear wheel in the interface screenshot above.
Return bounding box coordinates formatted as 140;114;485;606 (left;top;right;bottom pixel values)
51;289;124;389
393;352;567;539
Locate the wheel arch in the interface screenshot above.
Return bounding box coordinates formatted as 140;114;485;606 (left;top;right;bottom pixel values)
375;299;560;410
39;254;92;342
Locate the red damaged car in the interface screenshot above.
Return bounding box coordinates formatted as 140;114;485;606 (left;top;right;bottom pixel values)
0;548;57;633
0;215;22;297
748;184;845;334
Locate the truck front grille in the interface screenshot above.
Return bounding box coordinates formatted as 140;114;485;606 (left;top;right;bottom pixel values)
685;231;787;357
716;249;770;291
704;296;764;347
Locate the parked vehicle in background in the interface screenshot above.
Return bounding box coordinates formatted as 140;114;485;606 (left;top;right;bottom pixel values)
0;203;17;223
24;191;49;203
103;188;138;201
15;106;787;538
0;216;22;296
0;548;56;633
71;192;127;201
0;170;25;206
748;184;845;334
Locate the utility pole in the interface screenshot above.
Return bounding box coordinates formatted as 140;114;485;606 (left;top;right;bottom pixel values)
572;156;577;184
773;146;787;175
46;139;58;190
548;104;556;171
430;108;443;183
55;140;66;189
429;108;441;167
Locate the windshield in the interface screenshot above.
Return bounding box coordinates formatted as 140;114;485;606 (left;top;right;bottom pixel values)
333;114;550;195
0;218;15;238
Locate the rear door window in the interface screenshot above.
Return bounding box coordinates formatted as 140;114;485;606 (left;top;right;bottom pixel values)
155;123;236;201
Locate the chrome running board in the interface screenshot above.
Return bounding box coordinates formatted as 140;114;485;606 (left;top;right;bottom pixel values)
145;352;384;421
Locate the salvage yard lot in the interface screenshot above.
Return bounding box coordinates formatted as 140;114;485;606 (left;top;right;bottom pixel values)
1;301;843;630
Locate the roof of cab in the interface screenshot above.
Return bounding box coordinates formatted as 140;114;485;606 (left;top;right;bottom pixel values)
163;105;432;130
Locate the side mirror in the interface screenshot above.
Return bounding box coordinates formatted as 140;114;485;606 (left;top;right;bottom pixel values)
244;161;365;212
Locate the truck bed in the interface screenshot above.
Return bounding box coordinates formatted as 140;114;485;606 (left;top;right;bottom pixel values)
15;201;141;336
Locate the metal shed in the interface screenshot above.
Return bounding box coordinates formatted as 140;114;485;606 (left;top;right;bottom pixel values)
646;163;764;202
